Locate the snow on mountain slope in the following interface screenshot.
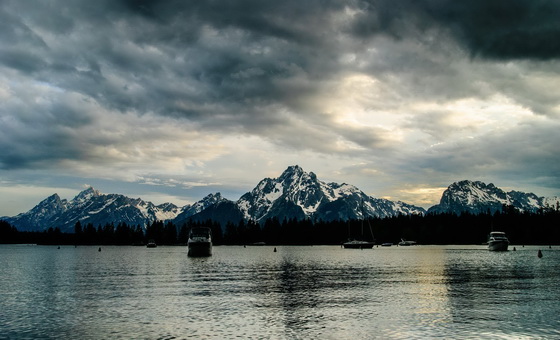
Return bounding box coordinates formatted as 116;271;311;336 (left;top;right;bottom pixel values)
236;165;426;222
428;180;552;215
4;187;180;232
542;196;560;210
173;193;230;225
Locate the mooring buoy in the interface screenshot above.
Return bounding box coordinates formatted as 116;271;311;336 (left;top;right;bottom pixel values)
538;249;543;258
273;247;277;252
98;247;102;252
513;247;516;251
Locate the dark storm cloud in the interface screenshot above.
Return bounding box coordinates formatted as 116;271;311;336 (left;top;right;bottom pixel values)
430;0;560;60
0;95;96;170
352;0;560;60
3;0;557;121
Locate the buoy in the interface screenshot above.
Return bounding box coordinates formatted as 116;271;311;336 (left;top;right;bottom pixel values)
538;250;543;258
513;247;516;251
273;247;277;252
549;245;552;249
98;247;102;252
57;246;60;249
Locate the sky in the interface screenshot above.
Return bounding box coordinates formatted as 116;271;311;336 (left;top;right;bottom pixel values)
1;0;560;216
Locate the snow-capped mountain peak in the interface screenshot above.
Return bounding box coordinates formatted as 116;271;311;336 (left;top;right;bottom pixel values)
191;193;227;213
171;192;234;226
4;187;181;232
428;180;548;215
73;186;101;203
237;165;425;222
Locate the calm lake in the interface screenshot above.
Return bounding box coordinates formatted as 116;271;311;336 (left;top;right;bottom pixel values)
1;244;559;339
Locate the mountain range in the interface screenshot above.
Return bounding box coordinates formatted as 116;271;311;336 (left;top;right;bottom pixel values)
2;166;558;232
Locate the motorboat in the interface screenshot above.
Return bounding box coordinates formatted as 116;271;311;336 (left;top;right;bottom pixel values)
488;231;509;251
146;239;157;248
188;227;212;256
381;242;393;247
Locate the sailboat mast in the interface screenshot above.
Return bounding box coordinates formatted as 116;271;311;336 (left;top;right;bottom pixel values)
362;199;375;242
360;199;364;237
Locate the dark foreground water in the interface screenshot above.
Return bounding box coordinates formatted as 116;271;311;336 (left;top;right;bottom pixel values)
1;244;559;339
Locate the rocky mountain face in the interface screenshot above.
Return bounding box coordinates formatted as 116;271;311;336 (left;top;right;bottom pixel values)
172;193;244;227
3;187;181;233
235;165;426;222
4;167;558;232
4;193;68;232
427;180;559;215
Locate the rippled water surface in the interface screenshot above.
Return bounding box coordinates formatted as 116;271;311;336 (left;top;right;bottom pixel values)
1;244;559;339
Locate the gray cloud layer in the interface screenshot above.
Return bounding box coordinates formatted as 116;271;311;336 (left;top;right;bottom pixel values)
1;0;559;212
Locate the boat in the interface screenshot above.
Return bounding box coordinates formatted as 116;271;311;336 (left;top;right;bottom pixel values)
188;227;212;257
146;239;157;248
343;239;375;249
398;238;417;246
488;231;509;251
343;201;375;249
381;242;393;247
250;242;266;246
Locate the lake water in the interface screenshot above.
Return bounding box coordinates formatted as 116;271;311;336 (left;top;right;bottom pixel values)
1;244;559;339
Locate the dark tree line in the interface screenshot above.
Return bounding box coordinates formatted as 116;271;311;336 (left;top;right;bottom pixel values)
0;219;224;246
1;204;559;245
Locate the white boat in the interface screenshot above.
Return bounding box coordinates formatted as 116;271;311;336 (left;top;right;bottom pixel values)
398;238;417;246
488;231;509;251
188;227;212;257
343;239;375;249
146;239;157;248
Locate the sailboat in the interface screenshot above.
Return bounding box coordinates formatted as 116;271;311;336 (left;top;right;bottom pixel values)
343;201;375;249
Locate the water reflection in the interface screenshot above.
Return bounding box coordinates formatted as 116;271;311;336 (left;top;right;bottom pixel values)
247;252;378;337
1;245;559;339
443;248;560;338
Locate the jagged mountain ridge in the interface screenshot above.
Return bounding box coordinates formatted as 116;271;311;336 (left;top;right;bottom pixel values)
427;180;559;215
3;187;182;233
236;165;425;222
3;167;558;232
172;193;242;227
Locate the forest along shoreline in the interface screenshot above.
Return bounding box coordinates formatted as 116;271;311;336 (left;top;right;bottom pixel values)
1;206;559;246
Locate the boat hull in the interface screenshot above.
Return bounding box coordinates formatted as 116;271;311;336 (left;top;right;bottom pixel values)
488;240;509;251
343;241;375;249
188;241;212;256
